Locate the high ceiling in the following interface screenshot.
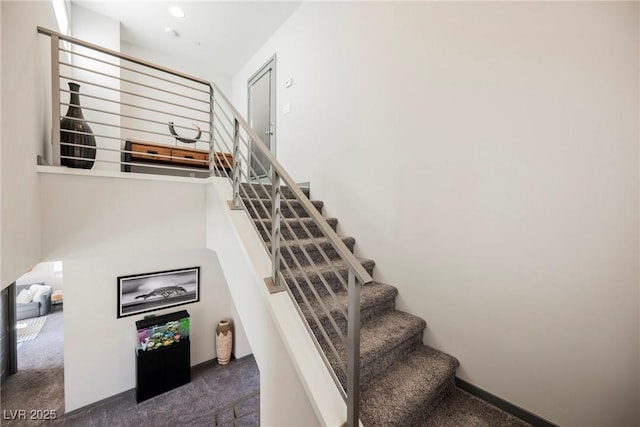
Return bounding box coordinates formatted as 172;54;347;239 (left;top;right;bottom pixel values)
73;1;302;76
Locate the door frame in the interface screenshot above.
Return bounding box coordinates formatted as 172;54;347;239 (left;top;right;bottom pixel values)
1;283;18;384
247;54;276;179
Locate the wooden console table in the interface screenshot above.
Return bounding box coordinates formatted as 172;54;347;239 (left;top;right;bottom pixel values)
122;140;233;176
51;290;63;312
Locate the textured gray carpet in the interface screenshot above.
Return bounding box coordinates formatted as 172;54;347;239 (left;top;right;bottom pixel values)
424;387;532;427
1;308;260;426
61;355;260;427
243;184;534;426
1;310;65;427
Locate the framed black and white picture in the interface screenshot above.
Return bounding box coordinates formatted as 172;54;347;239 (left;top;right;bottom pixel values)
117;267;200;318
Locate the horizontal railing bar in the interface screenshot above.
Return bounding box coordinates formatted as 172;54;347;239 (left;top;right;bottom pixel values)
61;141;209;167
60;153;212;175
236;190;274;247
275;202;350;318
213;135;235;170
211;86;373;285
236;154;279;203
59;47;209;94
39;26;209;85
60;112;211;143
58;131;219;164
232;167;275;246
213;127;348;301
235;173;273;222
60;61;209;105
213;115;236;146
60;106;209;144
213;112;236;140
59;88;210;125
234;168;349;342
278;253;347;374
211;390;260;425
59;74;210;116
212;149;234;170
279;243;347;343
278;193;350;292
280;268;348;399
213;97;234;126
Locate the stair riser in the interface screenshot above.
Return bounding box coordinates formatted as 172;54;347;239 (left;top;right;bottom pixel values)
305;297;398;342
321;332;424;389
279;239;354;267
257;219;338;241
284;262;375;299
405;377;456;427
359;333;423;387
240;184;310;199
244;200;323;220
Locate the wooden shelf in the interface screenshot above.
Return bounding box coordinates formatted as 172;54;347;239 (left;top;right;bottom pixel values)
122;140;232;175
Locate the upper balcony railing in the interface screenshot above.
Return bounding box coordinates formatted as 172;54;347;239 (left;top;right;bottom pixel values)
38;27;372;427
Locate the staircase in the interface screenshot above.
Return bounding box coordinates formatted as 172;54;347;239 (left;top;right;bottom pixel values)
36;26;535;427
242;183;462;426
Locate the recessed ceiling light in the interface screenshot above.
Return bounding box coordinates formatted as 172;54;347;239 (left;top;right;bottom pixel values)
169;6;185;18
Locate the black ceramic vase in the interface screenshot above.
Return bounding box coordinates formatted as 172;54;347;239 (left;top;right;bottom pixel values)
60;82;96;169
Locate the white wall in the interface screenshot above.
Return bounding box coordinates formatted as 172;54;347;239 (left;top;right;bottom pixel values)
232;2;640;426
0;0;58;287
69;3;121;172
40;171;251;412
39;171;206;260
63;248;250;412
121;41;232;96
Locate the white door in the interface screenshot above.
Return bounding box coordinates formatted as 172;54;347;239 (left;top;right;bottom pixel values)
248;56;276;179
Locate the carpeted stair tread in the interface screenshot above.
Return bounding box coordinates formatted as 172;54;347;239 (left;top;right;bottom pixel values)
423;387;533;427
320;310;426;378
240;183;310;199
242;198;324;219
281;257;376;291
352;310;426;365
275;236;356;266
298;281;398;328
360;345;460;427
255;216;339;240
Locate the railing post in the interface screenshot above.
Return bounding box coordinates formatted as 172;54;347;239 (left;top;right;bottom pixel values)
51;34;61;166
208;85;215;177
346;268;361;427
270;170;281;288
231;118;241;208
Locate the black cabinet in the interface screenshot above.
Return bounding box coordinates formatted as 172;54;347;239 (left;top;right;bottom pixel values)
136;339;190;403
135;310;191;403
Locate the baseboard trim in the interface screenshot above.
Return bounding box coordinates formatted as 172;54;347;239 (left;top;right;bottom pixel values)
455;377;558;427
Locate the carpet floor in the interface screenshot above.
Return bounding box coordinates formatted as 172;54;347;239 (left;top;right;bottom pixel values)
1;309;260;427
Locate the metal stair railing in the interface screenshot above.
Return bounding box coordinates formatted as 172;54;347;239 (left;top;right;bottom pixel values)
212;389;260;427
211;82;374;426
38;27;372;427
